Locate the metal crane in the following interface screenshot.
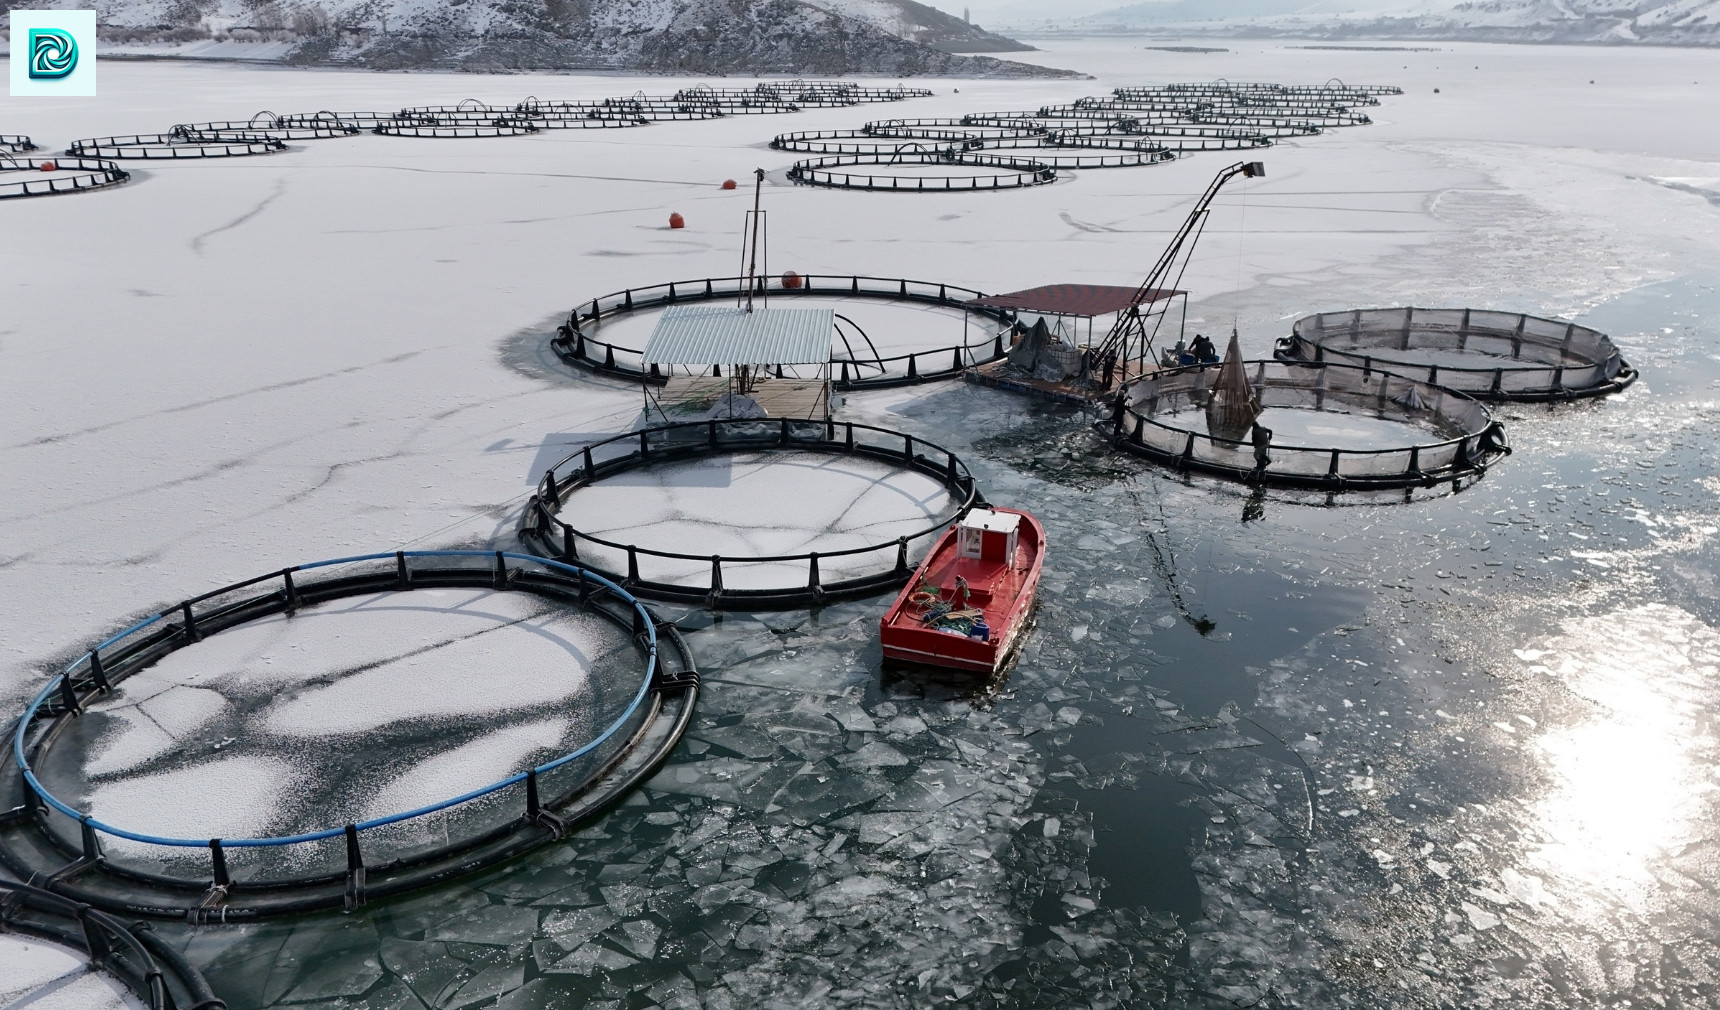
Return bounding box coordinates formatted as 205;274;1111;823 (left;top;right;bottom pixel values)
1090;160;1264;377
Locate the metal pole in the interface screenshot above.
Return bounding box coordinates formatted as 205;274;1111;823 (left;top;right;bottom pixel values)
744;168;765;314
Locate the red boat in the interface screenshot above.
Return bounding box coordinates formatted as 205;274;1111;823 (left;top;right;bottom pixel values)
879;507;1045;674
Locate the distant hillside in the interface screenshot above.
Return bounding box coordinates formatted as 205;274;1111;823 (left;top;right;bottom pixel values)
1074;0;1720;44
3;0;1070;73
804;0;1036;52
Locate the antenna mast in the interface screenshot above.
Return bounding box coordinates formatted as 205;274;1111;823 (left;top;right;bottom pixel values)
742;167;766;313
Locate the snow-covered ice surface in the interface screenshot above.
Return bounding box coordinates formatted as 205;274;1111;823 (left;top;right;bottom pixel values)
4;38;1720;1009
37;589;635;862
0;934;142;1009
577;295;990;372
555;451;956;587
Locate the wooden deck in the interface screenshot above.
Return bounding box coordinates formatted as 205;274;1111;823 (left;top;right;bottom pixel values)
659;375;831;420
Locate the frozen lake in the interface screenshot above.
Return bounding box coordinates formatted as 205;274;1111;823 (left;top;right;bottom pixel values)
4;34;1720;1010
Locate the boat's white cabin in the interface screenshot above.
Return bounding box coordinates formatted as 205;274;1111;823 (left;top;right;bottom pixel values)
958;508;1021;564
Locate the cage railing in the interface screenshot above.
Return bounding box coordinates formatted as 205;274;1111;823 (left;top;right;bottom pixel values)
11;552;660;856
0;156;131;199
552;273;1017;389
1108;359;1509;489
1278;307;1636;401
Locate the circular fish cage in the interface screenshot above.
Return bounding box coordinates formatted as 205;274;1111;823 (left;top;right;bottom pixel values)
276;111;397;129
1054;129;1271;152
173;112;361;140
518;419;983;608
514;100;662;125
1010;148;1175;170
0;879;226;1008
0;551;698;921
771;130;988;155
1;155;130;199
787;152;1057;192
1105;359;1510;490
66;132;288;159
2;133;38;153
1277;307;1638;402
673;87;802;114
552;273;1017;390
374;116;540;138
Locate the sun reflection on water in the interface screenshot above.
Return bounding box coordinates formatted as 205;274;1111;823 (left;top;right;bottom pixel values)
1521;605;1719;911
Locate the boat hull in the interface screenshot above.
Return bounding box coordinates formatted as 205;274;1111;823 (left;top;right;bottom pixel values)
878;508;1044;675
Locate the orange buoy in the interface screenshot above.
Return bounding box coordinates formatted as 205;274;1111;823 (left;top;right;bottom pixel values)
39;161;57;172
721;179;737;190
668;213;685;229
782;270;802;289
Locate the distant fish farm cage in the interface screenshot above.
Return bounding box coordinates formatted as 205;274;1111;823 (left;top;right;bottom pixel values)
34;82;934;194
787;151;1060;191
1278;307;1637;401
66;131;288;159
1;154;130;200
778;79;1398;191
1106;358;1510;490
374;115;541;138
173;113;362;140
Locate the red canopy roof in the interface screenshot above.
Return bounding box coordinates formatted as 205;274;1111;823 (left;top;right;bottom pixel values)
966;283;1183;318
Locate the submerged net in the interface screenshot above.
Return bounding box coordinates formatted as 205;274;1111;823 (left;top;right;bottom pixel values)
1110;359;1509;489
1279;307;1636;400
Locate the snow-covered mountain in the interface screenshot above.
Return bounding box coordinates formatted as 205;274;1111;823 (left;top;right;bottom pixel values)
6;0;1063;73
1072;0;1720;44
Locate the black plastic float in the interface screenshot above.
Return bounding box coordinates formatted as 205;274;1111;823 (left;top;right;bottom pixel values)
0;879;226;1008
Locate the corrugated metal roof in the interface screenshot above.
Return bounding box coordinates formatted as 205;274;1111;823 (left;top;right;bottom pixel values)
643;305;835;366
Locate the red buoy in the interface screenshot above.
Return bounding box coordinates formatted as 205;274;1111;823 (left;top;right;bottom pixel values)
39;161;57;172
721;179;737;190
668;213;685;229
782;270;802;289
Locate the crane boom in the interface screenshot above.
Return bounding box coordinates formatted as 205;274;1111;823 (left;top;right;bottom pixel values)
1093;160;1264;370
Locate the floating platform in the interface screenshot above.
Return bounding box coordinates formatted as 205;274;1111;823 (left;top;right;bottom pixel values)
661;374;831;420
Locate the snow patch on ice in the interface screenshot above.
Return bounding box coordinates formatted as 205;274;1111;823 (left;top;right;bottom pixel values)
86;754;298;842
364;717;570;818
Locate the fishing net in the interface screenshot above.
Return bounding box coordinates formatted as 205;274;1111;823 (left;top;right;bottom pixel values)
1279;307;1636;401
